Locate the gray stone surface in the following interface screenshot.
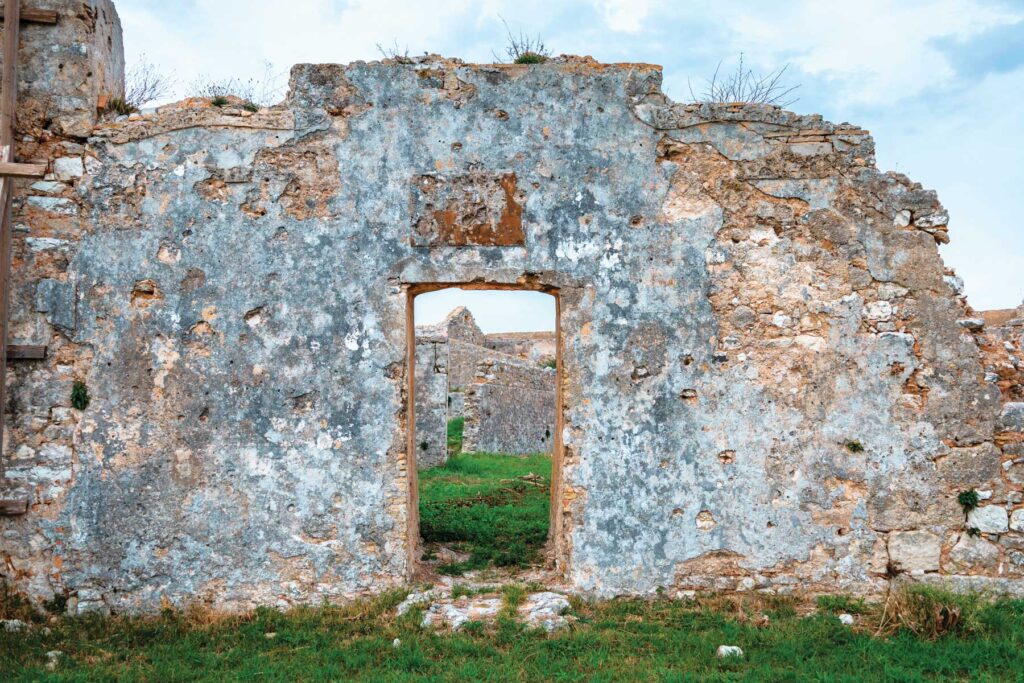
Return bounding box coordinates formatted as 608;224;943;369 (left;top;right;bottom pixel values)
0;16;1020;610
415;340;449;469
889;531;941;574
968;506;1009;534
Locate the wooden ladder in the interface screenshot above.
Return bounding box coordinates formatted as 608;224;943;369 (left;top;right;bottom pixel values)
0;0;58;515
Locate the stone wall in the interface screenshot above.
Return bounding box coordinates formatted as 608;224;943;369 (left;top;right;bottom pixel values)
462;356;556;455
414;306;556;460
414;340;448;469
2;0;123;138
1;8;1022;611
483;331;556;364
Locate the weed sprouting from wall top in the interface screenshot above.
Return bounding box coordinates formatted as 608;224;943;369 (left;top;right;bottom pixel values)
495;17;550;65
689;53;799;107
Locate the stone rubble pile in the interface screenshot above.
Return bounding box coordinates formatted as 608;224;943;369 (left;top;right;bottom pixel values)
396;586;573;632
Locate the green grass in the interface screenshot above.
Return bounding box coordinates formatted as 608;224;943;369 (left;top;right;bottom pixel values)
4;590;1024;681
419;451;551;575
446;416;464;454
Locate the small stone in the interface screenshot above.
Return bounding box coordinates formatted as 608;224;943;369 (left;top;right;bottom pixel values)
957;318;985;332
1010;509;1024;532
264;632;276;639
392;638;401;648
45;650;63;671
967;506;1008;534
53;157;85;180
893;210;911;227
877;283;909;300
864;300;893;321
914;209;949;228
944;274;965;296
27;196;78;215
730;306;756;329
999;403;1024;432
717;645;743;658
838;613;855;626
30;180;65;193
1;619;26;632
519;592;572;632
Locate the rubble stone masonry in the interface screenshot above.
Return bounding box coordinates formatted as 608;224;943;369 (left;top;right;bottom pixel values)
414;306;555;460
1;0;1022;613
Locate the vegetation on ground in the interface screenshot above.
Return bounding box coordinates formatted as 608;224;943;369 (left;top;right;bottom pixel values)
419;451;550;575
446;416;464;454
4;584;1024;681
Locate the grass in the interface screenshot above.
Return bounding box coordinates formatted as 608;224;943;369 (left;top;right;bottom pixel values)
4;588;1024;681
419;451;550;575
447;416;464;454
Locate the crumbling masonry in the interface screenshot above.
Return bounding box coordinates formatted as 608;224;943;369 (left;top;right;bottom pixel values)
1;0;1023;613
414;306;555;466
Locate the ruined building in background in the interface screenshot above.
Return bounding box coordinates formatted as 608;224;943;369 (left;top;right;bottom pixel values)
414;307;555;467
1;0;1023;614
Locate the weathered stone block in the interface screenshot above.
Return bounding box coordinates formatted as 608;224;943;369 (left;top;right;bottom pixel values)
33;279;76;333
889;531;941;573
968;506;1009;534
1000;403;1024;432
1010;509;1024;533
947;534;1001;572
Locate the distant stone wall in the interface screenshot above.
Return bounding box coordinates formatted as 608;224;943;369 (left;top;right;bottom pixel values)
448;338;510;390
463;356;556;455
483;332;556;363
414;340;448;469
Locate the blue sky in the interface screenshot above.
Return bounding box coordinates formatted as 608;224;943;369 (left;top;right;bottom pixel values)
119;0;1024;327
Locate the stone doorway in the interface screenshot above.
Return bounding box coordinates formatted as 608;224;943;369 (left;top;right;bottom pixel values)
406;284;563;579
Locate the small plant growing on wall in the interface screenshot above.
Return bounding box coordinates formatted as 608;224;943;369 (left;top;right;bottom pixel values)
845;440;864;453
495;17;550;64
958;489;980;514
71;380;90;411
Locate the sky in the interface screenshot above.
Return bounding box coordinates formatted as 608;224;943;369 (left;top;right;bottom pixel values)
118;0;1024;321
415;289;556;332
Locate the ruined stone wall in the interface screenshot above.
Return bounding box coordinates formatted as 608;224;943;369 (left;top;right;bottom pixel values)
414;340;448;469
1;21;1021;611
462;356;556;455
483;331;556;364
2;0;123;138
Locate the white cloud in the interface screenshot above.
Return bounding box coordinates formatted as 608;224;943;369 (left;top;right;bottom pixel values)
598;0;654;32
716;0;1022;106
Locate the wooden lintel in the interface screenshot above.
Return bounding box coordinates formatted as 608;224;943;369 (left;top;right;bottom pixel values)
0;160;44;178
0;6;56;24
0;493;29;515
7;343;45;359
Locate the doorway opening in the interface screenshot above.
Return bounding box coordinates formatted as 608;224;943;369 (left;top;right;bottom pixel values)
407;285;561;579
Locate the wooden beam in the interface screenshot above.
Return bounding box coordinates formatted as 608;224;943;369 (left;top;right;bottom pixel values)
0;5;56;24
6;344;44;359
0;160;43;177
0;0;20;480
0;492;29;515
